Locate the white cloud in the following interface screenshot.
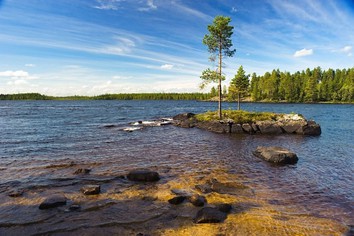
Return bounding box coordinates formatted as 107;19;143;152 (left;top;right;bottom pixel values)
93;0;124;10
293;48;313;57
7;80;28;85
160;64;174;70
25;64;36;67
138;0;157;12
231;7;238;13
340;46;352;56
340;46;352;52
0;70;29;77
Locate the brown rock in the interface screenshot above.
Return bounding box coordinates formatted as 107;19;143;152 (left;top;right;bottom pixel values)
39;194;67;209
253;146;298;164
81;185;101;195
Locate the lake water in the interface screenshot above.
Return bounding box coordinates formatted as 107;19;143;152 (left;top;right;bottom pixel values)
0;100;353;235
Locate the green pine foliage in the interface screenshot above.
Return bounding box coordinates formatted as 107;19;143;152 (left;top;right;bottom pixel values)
250;67;354;103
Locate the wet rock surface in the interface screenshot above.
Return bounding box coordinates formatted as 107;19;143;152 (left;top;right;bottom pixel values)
168;196;186;205
188;194;207;207
194;207;227;223
127;170;160;182
81;185;101;195
39;194;67;209
253;146;299;164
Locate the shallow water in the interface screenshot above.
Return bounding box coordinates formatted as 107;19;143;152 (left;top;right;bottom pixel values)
0;100;353;235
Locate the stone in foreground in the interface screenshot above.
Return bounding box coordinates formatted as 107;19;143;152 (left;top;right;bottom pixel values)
168;196;186;205
194;207;227;223
127;170;160;182
254;146;298;164
39;194;67;209
81;185;101;195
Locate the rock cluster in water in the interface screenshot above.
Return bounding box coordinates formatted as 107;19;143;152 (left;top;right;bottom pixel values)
172;113;321;136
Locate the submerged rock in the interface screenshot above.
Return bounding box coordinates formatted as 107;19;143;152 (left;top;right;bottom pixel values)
39;194;67;209
194;207;227;223
8;188;24;197
188;194;207;207
81;185;101;195
127;170;160;182
168;196;186;205
217;203;232;213
253;146;298;164
74;168;91;175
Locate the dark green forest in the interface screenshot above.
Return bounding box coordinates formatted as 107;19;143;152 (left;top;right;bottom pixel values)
0;93;211;101
249;67;354;102
1;67;353;103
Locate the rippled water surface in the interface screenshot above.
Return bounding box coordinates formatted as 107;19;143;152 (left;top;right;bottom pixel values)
0;100;353;235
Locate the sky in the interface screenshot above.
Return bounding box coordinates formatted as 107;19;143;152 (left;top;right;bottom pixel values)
0;0;353;96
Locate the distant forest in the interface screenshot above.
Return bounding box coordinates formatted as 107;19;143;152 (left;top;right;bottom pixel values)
1;67;353;103
249;67;353;102
0;93;210;101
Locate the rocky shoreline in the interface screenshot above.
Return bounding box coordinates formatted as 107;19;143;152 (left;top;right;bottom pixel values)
172;112;321;136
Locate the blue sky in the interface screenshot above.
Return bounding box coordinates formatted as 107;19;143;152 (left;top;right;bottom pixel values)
0;0;353;96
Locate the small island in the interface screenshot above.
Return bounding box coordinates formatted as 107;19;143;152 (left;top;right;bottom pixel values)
173;110;321;136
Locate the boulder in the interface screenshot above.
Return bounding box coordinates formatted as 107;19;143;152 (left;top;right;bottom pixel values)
194;207;227;223
81;185;101;195
127;170;160;182
241;123;254;134
256;121;283;134
230;123;243;134
253;146;298;164
188;194;207;207
39;194;67;209
195;121;227;133
281;120;305;134
173;113;195;121
296;121;321;136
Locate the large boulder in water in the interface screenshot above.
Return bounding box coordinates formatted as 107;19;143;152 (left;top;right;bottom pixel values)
253;146;298;164
127;170;160;182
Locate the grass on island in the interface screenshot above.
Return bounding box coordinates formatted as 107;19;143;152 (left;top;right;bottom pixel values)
195;110;279;124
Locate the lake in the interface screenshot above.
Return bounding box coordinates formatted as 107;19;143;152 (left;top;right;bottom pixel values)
0;100;353;235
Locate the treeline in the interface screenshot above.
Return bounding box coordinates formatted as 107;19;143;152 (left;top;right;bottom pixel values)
0;93;51;100
93;93;210;100
0;93;211;101
249;67;354;102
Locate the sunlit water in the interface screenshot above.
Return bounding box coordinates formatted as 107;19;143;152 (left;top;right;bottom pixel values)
0;100;353;235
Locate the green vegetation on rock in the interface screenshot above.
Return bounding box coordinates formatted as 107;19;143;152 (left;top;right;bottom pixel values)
195;110;278;123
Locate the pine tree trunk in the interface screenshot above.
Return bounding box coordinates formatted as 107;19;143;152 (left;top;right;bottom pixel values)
238;92;240;110
218;42;222;120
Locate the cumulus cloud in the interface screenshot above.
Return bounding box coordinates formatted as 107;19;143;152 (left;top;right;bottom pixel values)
293;48;313;57
160;64;174;70
0;70;29;77
138;0;157;12
340;46;352;56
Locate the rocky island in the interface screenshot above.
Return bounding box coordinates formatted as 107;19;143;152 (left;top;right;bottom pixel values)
172;110;321;136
